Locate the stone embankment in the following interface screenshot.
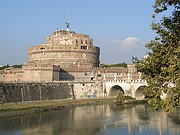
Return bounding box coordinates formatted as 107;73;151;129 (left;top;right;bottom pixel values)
0;82;73;103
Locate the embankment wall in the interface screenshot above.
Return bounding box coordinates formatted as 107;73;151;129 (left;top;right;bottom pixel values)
0;82;73;103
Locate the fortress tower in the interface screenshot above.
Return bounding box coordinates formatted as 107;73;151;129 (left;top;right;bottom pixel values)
27;25;100;68
22;25;100;82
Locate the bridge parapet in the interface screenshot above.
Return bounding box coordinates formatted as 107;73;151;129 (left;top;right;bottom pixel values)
105;79;147;83
105;80;127;83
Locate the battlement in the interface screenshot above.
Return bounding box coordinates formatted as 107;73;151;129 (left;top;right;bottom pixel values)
45;29;92;46
61;66;128;73
53;30;76;35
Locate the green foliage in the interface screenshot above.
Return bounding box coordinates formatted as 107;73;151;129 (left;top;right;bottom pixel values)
111;62;127;67
0;65;9;70
133;0;180;112
100;62;127;68
0;64;23;70
124;95;134;100
153;0;179;14
12;64;23;68
148;97;164;111
116;92;125;103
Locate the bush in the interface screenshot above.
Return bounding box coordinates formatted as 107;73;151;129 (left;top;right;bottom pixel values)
148;97;164;111
124;96;134;100
116;92;125;104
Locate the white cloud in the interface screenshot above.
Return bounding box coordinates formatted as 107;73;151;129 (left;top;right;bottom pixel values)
121;37;140;46
106;37;140;52
121;37;140;51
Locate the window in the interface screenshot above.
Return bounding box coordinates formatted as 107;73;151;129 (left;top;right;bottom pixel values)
81;46;87;50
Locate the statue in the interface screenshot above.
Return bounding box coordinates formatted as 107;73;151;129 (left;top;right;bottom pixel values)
65;22;70;29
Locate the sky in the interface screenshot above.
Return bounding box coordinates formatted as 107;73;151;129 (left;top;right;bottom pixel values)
0;0;157;65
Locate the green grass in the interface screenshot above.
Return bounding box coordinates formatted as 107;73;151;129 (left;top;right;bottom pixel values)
0;98;114;117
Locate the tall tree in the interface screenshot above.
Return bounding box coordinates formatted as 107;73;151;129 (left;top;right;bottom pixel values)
134;0;180;111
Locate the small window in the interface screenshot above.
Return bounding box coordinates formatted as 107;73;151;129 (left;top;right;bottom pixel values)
81;46;87;50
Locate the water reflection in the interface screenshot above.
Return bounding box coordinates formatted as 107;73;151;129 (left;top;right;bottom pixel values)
0;104;179;135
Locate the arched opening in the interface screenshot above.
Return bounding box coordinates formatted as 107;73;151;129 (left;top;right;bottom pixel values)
135;86;147;100
109;85;124;97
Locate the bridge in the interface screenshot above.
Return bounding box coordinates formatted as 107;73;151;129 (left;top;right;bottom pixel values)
72;78;148;100
104;79;147;100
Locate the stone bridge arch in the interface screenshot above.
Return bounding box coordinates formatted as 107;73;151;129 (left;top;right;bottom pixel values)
109;85;124;97
134;85;148;100
105;80;148;99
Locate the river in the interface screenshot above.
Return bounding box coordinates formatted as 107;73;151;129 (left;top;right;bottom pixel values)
0;104;180;135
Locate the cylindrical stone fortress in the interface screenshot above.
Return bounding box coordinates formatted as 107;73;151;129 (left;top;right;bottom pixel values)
28;30;100;68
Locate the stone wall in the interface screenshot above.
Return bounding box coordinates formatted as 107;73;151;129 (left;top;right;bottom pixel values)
72;81;104;98
59;66;140;81
0;82;73;103
28;45;100;67
22;65;60;82
1;68;23;82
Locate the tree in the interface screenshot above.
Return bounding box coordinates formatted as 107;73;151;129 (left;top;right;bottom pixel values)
116;92;125;104
134;0;180;112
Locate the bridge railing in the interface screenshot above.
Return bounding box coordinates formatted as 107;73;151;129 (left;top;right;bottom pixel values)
105;79;147;83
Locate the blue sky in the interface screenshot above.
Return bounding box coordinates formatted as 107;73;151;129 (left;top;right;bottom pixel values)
0;0;157;65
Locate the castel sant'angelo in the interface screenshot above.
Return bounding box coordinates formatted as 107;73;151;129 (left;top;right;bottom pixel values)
0;23;146;100
1;23;138;83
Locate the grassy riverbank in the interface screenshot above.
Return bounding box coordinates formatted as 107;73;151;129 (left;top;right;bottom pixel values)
0;98;115;118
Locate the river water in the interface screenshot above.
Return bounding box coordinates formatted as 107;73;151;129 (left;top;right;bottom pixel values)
0;104;180;135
